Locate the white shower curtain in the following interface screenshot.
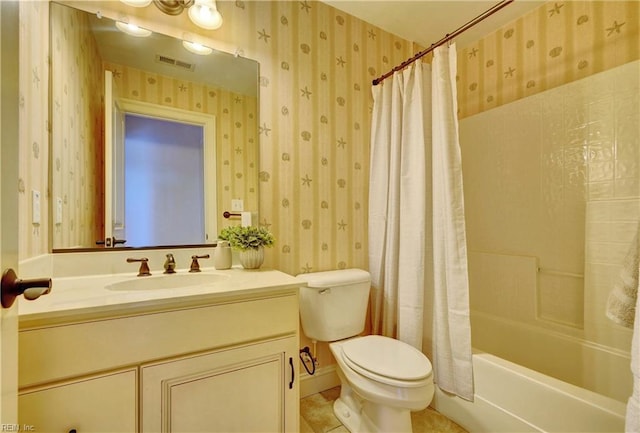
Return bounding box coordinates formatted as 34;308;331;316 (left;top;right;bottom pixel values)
368;43;474;400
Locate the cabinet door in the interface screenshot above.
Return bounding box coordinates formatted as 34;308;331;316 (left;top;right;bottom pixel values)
18;369;137;433
142;337;298;433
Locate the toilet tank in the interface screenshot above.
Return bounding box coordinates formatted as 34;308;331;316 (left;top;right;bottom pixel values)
297;269;371;342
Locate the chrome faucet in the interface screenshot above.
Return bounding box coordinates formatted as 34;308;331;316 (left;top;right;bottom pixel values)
163;253;176;274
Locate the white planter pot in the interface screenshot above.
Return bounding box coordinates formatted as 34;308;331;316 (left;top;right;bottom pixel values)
238;246;264;269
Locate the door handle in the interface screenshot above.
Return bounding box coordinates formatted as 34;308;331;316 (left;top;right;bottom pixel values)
1;268;52;308
96;237;127;248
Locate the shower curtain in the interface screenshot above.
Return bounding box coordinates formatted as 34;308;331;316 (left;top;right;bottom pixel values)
368;43;474;400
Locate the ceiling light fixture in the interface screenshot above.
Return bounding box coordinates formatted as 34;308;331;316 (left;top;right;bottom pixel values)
182;40;213;55
120;0;223;30
115;21;153;37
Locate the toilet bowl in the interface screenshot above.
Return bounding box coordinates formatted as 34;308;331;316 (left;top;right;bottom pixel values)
329;335;434;433
296;269;434;433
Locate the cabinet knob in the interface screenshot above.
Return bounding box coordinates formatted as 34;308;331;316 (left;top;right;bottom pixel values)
1;268;51;308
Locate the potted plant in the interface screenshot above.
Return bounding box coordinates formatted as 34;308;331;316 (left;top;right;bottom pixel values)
218;225;275;269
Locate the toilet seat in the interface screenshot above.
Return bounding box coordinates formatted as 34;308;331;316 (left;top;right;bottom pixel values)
339;335;432;388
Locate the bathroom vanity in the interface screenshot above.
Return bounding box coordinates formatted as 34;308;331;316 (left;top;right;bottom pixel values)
17;267;301;432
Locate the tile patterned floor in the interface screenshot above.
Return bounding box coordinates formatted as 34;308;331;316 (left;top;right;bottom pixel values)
300;386;468;433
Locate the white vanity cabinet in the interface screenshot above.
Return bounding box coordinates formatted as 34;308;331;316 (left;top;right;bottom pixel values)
18;369;137;433
142;336;297;432
17;281;300;433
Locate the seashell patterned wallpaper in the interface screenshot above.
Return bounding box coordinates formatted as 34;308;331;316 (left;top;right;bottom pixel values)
457;1;639;118
50;3;104;250
19;1;50;259
17;1;639;279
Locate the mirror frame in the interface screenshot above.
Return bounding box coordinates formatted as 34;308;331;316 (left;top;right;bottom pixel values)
49;0;260;252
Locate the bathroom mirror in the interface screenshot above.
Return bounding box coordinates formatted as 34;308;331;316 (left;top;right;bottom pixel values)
50;1;259;251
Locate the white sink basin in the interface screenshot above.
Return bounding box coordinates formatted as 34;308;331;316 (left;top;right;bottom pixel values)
105;272;230;291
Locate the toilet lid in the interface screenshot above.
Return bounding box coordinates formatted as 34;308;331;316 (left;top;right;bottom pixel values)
341;335;432;382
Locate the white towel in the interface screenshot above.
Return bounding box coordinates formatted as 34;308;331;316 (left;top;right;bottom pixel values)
606;224;640;431
606;225;639;328
626;286;640;432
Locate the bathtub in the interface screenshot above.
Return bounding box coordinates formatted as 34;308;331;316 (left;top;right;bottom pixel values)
434;352;627;433
449;248;633;431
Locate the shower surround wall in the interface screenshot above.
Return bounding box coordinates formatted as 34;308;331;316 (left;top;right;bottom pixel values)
454;0;638;405
460;60;639;402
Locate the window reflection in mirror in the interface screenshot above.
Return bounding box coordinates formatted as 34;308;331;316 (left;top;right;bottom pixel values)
124;114;206;247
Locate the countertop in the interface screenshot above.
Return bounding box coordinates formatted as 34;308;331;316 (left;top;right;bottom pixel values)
18;266;304;327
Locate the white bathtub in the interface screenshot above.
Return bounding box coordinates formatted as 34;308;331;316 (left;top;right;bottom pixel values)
470;310;633;403
434;352;627;433
299;348;627;432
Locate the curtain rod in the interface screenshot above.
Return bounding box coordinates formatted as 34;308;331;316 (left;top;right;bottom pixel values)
372;0;514;86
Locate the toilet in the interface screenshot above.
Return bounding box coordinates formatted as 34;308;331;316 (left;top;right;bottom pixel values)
297;269;434;433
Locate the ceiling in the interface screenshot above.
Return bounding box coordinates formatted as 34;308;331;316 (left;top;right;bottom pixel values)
320;0;545;48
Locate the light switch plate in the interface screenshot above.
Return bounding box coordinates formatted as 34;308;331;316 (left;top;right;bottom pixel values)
231;199;244;212
32;190;41;225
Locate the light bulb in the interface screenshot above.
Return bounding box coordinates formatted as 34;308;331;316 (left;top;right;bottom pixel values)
115;21;152;37
188;0;223;30
182;41;213;55
120;0;152;7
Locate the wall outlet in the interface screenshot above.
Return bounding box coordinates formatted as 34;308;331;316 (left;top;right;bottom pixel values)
231;199;244;212
32;190;41;225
